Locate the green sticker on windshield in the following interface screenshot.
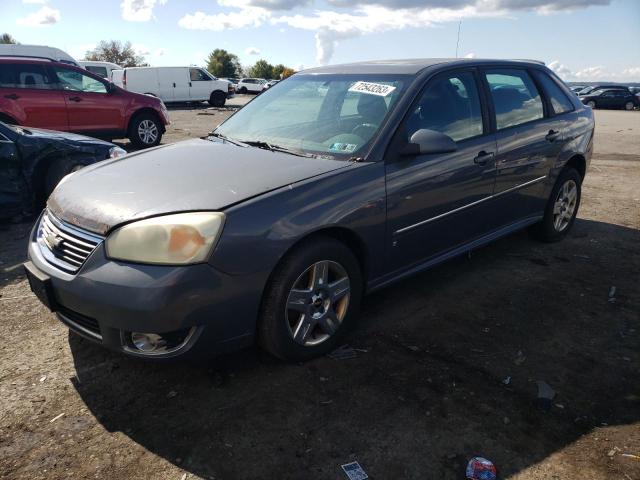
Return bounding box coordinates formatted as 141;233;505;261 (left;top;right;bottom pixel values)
329;143;357;153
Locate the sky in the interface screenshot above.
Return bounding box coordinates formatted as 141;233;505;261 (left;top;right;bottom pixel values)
1;0;639;82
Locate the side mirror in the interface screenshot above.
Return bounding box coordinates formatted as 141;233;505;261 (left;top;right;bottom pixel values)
106;82;116;94
400;129;457;156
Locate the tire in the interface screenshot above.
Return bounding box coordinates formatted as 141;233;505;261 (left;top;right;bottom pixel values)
624;101;634;111
531;168;582;242
239;87;247;94
587;100;596;109
129;112;162;149
259;236;363;361
44;157;87;199
208;91;226;107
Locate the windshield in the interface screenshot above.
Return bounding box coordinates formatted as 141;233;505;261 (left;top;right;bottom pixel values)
214;74;410;159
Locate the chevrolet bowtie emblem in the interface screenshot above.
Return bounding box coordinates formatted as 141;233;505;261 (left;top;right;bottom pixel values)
45;232;63;249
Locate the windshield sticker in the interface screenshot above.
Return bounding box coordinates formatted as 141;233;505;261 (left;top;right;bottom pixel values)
329;142;357;153
348;81;396;97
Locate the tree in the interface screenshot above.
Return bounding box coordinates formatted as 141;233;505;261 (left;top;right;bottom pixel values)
0;33;18;44
205;49;242;78
272;64;286;79
280;67;295;79
249;59;274;80
85;40;145;67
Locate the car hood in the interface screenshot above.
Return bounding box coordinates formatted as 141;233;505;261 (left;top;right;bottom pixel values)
20;127;114;146
48;138;349;235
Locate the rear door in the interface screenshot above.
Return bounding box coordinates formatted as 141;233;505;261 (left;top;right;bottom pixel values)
385;69;498;272
482;68;562;222
0;62;67;130
50;65;124;133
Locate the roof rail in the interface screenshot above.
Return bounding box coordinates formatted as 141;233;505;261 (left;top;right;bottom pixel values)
514;59;546;65
0;54;56;62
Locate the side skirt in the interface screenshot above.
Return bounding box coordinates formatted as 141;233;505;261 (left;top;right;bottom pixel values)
367;215;543;293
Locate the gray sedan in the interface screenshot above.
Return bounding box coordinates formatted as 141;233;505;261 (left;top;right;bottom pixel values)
24;58;594;361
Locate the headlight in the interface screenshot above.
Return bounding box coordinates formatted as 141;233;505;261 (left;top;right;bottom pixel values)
105;212;225;265
109;146;127;159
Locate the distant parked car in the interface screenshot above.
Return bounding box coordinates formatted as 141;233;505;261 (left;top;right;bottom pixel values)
79;61;122;80
0;44;79;66
0;121;125;219
265;80;280;89
24;58;594;362
0;57;170;148
580;88;638;110
111;66;232;107
570;85;586;94
237;78;267;94
577;84;630;96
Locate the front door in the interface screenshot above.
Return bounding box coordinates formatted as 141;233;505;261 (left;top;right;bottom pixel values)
189;68;213;101
51;66;123;134
385;69;497;274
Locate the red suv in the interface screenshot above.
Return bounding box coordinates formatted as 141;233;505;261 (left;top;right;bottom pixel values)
0;58;170;148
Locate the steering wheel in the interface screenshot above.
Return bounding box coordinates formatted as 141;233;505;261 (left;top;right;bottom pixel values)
351;123;378;140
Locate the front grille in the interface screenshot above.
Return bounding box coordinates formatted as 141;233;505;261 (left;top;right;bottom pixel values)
58;308;102;341
36;210;103;273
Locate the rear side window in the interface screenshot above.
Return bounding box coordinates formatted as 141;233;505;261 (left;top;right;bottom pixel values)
406;71;484;142
14;64;54;90
485;69;544;129
532;70;574;115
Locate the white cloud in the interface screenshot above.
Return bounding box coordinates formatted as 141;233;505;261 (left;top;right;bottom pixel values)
178;0;613;65
549;60;640;82
155;48;166;56
132;43;151;56
464;52;476;58
16;5;60;26
121;0;164;22
245;46;261;55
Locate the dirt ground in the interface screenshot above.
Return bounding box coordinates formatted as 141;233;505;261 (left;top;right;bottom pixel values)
0;104;638;480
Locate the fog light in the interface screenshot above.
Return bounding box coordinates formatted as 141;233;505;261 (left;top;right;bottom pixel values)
131;332;165;352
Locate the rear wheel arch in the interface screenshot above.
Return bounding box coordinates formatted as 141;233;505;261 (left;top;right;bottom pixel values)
565;155;586;180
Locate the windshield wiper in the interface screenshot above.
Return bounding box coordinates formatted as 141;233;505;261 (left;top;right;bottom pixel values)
207;131;246;147
240;140;318;158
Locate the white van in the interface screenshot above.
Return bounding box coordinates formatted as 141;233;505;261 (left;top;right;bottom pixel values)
79;61;122;80
0;44;78;66
112;66;232;107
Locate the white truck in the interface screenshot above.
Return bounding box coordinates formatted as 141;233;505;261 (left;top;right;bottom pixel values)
79;61;122;80
0;44;78;66
111;66;232;107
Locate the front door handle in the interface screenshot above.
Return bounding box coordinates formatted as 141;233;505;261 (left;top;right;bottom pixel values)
473;151;494;166
546;129;561;142
4;94;20;100
68;96;82;102
173;82;176;88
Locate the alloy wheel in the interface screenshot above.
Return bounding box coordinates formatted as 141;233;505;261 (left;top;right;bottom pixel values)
587;101;596;108
552;179;578;232
285;260;350;347
138;119;159;145
625;102;634;111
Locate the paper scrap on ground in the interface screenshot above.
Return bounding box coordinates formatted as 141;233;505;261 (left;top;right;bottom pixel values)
341;461;368;480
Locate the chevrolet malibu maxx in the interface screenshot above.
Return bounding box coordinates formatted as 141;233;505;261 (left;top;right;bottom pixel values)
25;59;594;361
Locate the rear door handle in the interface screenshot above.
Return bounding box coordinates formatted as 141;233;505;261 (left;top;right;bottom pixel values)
68;96;82;102
473;151;494;166
546;129;561;142
4;94;19;100
173;82;176;88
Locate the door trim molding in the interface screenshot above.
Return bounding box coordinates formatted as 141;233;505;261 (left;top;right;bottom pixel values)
394;175;547;235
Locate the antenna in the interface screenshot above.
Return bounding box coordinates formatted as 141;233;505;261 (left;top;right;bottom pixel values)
455;20;462;58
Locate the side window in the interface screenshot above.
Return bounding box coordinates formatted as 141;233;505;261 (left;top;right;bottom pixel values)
485;69;544;129
53;67;107;94
0;64;16;87
190;68;210;81
406;71;484;142
531;70;574;115
14;64;54;90
86;66;108;78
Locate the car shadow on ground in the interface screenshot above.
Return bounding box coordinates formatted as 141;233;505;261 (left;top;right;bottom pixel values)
68;218;639;479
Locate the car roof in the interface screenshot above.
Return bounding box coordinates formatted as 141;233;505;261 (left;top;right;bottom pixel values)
301;58;547;75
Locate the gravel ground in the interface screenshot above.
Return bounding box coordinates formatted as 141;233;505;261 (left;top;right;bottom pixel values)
0;106;638;480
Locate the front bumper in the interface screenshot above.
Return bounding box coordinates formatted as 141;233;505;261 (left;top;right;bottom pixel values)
26;218;260;359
